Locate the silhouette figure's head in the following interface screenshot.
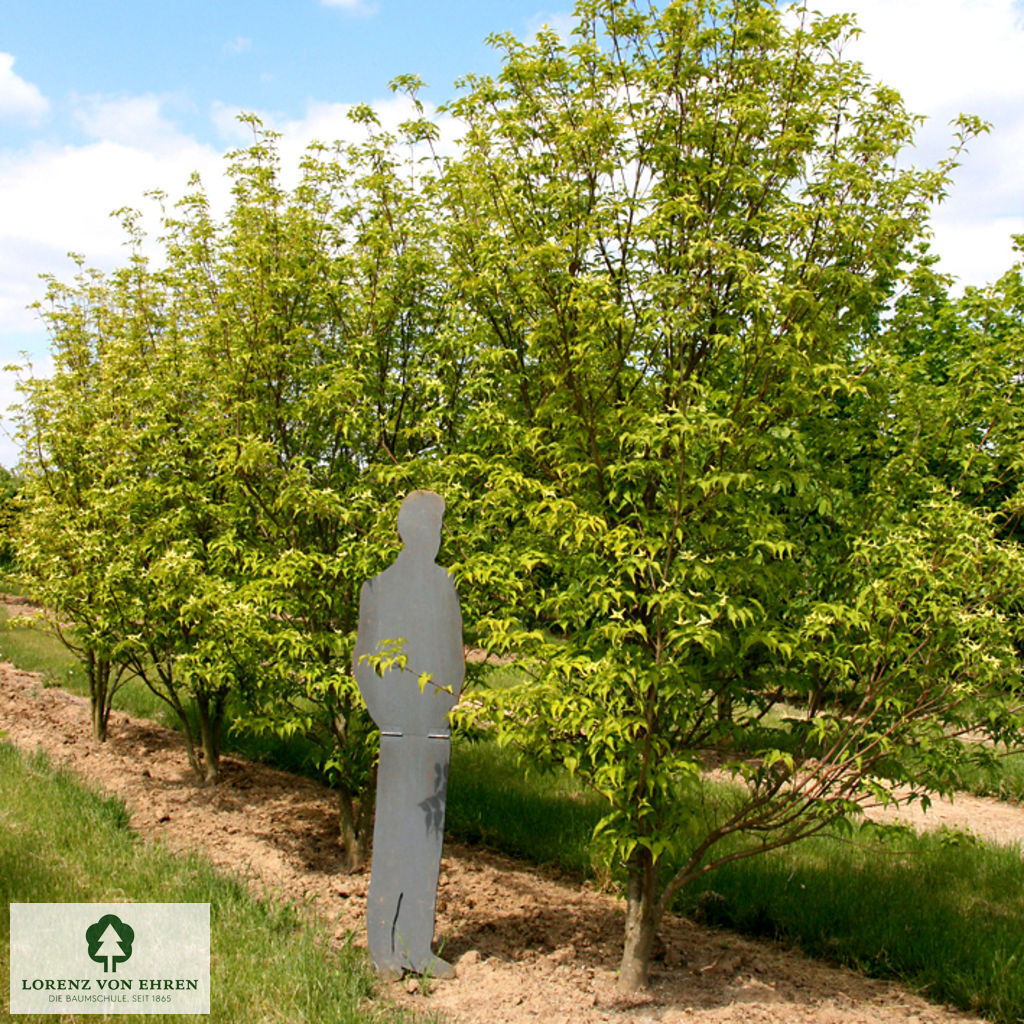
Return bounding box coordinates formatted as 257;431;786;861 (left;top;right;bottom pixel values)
397;490;445;562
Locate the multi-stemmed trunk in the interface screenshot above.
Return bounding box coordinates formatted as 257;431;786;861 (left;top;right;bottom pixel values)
85;650;117;743
337;768;377;872
194;689;227;785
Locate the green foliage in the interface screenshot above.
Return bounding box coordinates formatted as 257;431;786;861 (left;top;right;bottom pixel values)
0;466;19;569
189;114;467;859
11;250;153;743
886;237;1024;532
439;0;1024;990
447;738;607;875
10;109;467;848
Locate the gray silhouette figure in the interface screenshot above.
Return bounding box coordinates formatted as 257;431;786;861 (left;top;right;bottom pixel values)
353;490;463;978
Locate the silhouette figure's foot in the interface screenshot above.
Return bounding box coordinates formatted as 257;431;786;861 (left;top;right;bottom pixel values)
414;953;453;979
374;963;403;982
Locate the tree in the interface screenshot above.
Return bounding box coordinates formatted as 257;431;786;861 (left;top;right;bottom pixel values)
885;240;1024;538
13;236;258;768
0;467;19;570
440;0;1024;991
12;256;151;743
179;113;464;863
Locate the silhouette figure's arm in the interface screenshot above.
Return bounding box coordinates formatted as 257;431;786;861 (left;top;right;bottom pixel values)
423;572;464;731
353;580;386;727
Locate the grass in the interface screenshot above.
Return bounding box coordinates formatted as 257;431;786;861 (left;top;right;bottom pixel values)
5;604;1024;1021
675;825;1024;1024
449;743;1024;1023
0;605;89;694
447;738;606;875
0;741;428;1024
950;745;1024;805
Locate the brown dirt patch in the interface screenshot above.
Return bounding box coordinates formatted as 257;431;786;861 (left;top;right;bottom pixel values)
0;661;994;1024
867;788;1024;848
2;593;43;621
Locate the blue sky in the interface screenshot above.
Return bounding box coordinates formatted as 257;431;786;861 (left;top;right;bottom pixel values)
2;0;1024;467
1;0;559;149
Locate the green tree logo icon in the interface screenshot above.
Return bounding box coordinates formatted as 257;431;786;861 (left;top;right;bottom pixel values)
86;914;134;973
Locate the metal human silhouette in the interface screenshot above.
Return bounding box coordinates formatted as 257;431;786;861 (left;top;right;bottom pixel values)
353;490;463;977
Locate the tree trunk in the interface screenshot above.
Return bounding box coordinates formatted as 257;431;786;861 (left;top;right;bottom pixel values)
91;695;108;742
86;650;109;742
183;740;204;781
195;692;222;785
618;844;659;993
716;690;733;724
357;764;377;841
137;661;205;781
337;774;375;872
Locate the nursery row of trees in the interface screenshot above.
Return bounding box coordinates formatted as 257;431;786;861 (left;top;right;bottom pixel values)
12;107;451;866
9;0;1024;991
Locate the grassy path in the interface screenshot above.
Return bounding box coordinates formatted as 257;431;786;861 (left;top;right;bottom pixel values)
0;739;423;1024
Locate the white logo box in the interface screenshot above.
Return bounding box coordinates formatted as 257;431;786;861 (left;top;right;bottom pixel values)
9;903;210;1015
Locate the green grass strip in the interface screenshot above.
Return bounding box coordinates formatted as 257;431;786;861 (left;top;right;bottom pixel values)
949;746;1024;806
0;608;89;695
675;827;1024;1024
447;738;606;875
0;741;424;1024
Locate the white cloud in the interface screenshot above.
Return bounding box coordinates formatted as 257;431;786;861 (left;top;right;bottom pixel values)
0;91;458;360
802;0;1024;287
929;214;1024;289
0;53;49;123
284;94;458;148
806;0;1024;115
210;93;464;185
0;106;229;465
0;88;462;464
0;132;227;340
224;36;252;56
210;100;259;144
71;92;196;153
526;11;575;42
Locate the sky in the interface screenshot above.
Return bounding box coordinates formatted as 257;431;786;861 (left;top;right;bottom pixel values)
2;0;1024;468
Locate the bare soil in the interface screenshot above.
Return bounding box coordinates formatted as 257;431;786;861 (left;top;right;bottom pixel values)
0;659;1008;1024
2;592;43;621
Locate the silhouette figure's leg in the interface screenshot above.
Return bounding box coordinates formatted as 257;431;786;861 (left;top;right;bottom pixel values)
395;736;451;975
366;734;452;977
366;735;405;976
